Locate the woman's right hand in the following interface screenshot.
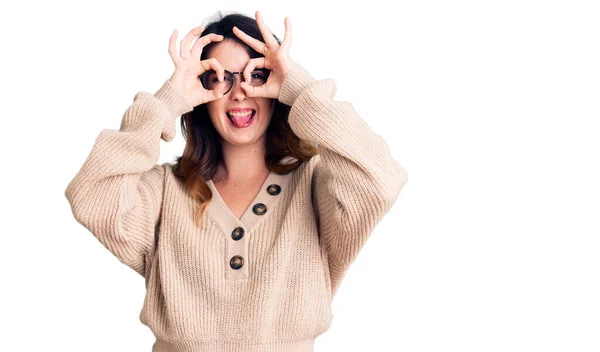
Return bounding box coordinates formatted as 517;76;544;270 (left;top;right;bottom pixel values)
168;25;226;107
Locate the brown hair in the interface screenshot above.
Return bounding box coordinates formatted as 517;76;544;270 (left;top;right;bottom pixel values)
171;11;318;227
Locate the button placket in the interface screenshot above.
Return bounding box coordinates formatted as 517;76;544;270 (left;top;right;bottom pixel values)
205;171;293;281
229;227;245;270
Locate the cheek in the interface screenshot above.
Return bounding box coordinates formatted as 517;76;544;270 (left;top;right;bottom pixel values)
257;109;273;126
257;100;275;122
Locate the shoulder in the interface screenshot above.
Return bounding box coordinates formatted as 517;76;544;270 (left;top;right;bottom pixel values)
281;154;322;194
140;163;168;184
158;162;187;193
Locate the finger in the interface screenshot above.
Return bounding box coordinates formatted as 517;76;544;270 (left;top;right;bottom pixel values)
243;60;256;84
232;26;266;54
255;10;279;48
200;58;225;82
201;87;224;105
281;16;292;51
190;33;224;62
202;64;226;103
242;57;265;84
168;29;180;64
180;25;205;59
240;81;256;97
242;80;268;98
207;87;224;102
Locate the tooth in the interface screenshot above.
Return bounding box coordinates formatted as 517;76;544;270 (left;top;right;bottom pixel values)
227;110;254;116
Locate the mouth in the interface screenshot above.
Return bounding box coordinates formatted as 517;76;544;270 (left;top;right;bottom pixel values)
226;109;256;128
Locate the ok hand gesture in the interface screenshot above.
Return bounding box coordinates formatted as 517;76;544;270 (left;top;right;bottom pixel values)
232;11;295;99
168;25;226;107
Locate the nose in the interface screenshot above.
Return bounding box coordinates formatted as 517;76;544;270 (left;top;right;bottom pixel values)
229;72;247;101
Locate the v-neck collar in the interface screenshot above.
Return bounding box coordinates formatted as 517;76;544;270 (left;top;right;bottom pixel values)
205;169;294;236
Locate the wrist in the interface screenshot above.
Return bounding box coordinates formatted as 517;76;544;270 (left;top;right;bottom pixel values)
281;60;295;80
154;79;194;119
168;75;185;95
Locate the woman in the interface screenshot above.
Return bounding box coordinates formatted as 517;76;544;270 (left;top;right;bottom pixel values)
65;10;407;351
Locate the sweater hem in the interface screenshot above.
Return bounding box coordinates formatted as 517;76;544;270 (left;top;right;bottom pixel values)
152;337;315;352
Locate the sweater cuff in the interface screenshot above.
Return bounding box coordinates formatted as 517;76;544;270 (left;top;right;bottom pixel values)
278;63;317;106
153;79;194;142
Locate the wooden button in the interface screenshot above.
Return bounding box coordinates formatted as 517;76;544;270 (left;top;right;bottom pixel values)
252;203;267;215
230;255;244;270
231;227;244;241
267;184;281;196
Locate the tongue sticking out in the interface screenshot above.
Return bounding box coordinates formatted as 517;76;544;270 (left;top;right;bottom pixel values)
229;111;254;127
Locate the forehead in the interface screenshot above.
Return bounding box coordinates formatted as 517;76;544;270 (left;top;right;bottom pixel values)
208;39;250;71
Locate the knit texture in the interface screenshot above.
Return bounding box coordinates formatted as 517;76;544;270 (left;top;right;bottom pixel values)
65;63;408;351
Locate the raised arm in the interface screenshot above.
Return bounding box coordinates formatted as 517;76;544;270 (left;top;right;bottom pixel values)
64;79;192;277
279;63;408;298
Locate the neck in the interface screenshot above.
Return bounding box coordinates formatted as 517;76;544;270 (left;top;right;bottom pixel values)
215;139;269;183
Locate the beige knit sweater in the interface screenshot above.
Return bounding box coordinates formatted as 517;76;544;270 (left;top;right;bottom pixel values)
65;63;407;351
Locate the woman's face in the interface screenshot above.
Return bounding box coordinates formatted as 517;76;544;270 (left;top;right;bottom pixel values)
205;39;275;147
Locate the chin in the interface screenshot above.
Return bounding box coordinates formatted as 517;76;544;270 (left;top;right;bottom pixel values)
222;123;265;143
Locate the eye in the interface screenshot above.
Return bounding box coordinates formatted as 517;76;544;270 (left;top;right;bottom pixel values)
251;70;269;82
206;71;219;83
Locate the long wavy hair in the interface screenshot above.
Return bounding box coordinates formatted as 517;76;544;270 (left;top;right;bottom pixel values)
171;11;319;228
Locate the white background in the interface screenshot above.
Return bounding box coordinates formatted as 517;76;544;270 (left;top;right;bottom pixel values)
1;0;599;351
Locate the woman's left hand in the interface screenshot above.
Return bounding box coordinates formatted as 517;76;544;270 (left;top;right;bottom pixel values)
232;10;294;99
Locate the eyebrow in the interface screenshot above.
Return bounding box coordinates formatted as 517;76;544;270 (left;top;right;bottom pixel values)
223;68;269;72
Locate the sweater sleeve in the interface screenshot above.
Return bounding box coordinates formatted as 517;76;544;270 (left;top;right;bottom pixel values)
64;79;193;278
279;63;408;297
